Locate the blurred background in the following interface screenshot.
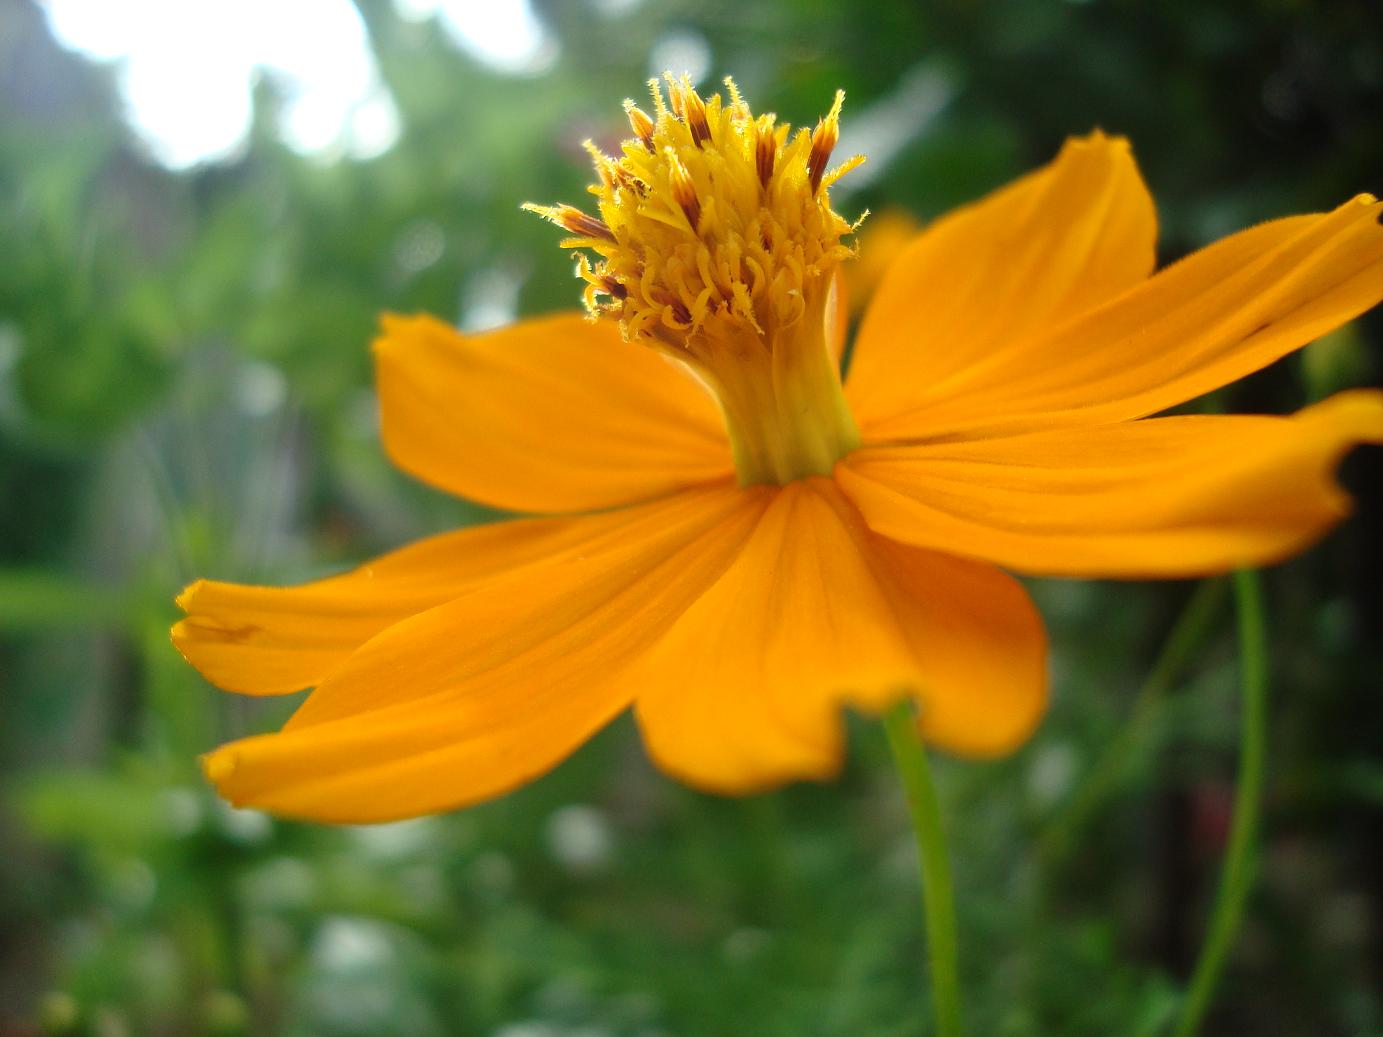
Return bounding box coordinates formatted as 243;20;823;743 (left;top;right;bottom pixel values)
2;0;1382;1034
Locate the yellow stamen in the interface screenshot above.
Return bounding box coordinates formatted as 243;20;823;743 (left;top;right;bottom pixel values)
525;202;617;244
808;90;844;195
665;149;702;232
526;75;867;486
754;114;777;188
624;101;656;152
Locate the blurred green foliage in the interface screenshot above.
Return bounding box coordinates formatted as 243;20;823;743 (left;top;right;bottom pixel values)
2;0;1382;1034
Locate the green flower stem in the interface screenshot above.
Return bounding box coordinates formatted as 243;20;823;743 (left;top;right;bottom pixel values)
1039;577;1229;868
883;701;963;1037
1173;568;1270;1037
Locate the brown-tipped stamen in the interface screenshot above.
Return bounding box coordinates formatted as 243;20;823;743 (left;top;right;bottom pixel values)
667;151;702;232
524;203;616;243
624;102;656;152
682;86;712;147
808;90;844;195
755;114;776;188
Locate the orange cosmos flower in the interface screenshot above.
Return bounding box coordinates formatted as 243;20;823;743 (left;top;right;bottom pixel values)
174;76;1383;823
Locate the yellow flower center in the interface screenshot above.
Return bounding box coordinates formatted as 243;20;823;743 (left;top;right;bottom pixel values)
527;75;865;486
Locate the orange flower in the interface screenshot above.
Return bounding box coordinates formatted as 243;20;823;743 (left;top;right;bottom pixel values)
174;77;1383;823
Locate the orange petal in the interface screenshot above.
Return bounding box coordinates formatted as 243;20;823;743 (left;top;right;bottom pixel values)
845;132;1156;433
201;484;770;823
173;512;634;696
634;478;1047;793
375;311;733;513
836;391;1383;578
865;196;1383;441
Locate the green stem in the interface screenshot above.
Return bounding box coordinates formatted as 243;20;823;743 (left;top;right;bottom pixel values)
883;701;963;1037
1172;569;1269;1037
1039;577;1229;867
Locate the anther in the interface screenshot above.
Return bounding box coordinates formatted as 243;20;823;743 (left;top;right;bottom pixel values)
624;101;656;152
754;114;776;188
666;151;702;232
682;87;712;147
807;90;844;195
524;203;616;242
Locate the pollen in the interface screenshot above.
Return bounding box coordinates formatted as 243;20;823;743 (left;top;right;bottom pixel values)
525;74;865;348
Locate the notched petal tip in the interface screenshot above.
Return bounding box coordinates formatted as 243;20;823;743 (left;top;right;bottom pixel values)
201;747;238;787
1066;127;1131;153
372;311;439;358
174;578;206;613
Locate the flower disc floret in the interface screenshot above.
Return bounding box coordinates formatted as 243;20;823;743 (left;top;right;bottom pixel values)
528;74;864;344
527;76;867;486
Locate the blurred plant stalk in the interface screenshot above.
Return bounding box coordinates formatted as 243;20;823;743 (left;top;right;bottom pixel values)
884;701;964;1037
1173;569;1269;1036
